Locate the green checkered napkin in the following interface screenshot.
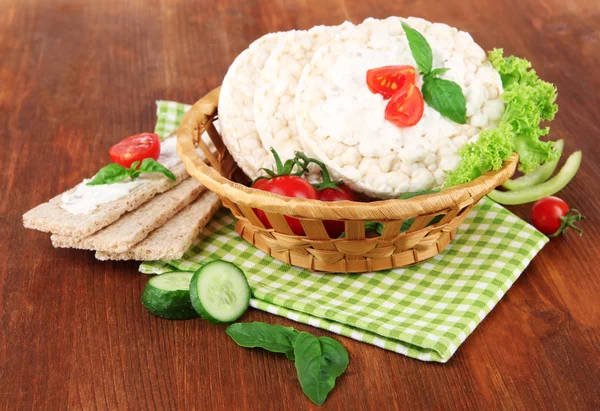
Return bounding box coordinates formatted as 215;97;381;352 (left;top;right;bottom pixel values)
155;100;190;139
142;101;548;363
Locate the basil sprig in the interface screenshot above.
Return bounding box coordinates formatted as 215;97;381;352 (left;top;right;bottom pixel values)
226;322;349;406
86;158;176;186
401;22;467;124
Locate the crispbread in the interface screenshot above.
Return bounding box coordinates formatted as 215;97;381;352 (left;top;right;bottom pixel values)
23;131;217;240
218;31;285;179
95;191;221;261
51;177;206;253
23;161;189;241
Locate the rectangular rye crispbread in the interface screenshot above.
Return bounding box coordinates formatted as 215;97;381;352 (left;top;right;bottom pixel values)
23;162;189;241
51;177;206;253
95;191;221;261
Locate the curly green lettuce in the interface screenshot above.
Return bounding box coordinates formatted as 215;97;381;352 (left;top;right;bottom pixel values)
445;49;559;187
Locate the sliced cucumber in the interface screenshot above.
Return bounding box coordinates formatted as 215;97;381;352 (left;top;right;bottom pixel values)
141;271;199;320
488;150;582;205
190;260;250;324
503;139;564;191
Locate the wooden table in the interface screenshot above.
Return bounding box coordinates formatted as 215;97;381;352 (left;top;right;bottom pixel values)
2;0;599;409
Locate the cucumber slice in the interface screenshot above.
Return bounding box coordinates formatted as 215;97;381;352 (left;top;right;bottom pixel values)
502;139;564;191
190;260;251;324
488;150;582;205
141;272;199;320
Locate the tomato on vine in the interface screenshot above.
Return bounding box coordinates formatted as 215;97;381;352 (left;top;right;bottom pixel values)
294;152;357;239
251;149;317;236
531;196;584;237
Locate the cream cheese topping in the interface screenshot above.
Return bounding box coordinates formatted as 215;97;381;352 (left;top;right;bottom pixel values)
295;17;505;197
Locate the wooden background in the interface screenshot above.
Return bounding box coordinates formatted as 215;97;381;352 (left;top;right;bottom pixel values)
2;0;599;409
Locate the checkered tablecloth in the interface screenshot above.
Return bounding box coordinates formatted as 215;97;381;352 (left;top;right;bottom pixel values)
140;101;548;363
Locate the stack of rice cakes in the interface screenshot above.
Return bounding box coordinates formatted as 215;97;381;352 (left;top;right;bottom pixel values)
219;17;504;198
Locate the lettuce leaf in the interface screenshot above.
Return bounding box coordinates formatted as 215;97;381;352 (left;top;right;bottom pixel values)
445;123;514;187
445;49;559;187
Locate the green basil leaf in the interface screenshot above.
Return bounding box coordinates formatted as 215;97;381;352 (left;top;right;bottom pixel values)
86;164;128;185
294;332;349;406
426;67;450;80
127;161;142;180
138;158;176;181
402;22;433;75
226;322;299;360
422;77;467;124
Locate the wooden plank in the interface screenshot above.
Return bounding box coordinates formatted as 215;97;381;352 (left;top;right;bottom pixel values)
2;0;599;409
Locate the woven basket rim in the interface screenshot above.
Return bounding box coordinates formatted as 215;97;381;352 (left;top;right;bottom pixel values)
177;87;518;221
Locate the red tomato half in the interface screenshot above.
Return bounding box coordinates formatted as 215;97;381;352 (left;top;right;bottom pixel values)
384;82;425;128
109;133;161;168
252;176;318;236
366;65;416;99
318;184;357;239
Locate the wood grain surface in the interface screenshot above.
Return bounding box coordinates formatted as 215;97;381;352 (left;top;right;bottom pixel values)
1;0;599;409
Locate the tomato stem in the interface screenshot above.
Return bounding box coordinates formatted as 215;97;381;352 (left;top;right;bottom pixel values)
270;148;301;176
252;148;305;185
550;209;584;238
294;152;343;192
271;147;285;174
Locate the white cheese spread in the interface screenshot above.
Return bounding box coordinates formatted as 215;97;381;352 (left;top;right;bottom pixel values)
60;179;144;215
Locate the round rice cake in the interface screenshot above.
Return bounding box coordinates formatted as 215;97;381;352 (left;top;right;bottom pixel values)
253;23;353;161
218;32;284;179
295;17;505;198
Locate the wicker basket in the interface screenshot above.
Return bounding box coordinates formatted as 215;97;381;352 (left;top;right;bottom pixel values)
177;87;518;273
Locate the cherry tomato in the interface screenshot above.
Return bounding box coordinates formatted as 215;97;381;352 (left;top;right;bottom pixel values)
252;176;318;236
109;133;161;168
252;178;270;191
384;82;425;128
318;183;356;202
531;196;583;237
366;65;416;99
318;183;357;238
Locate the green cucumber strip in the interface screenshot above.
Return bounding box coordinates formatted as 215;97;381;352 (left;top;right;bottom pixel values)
141;272;198;320
503;139;564;191
190;260;250;324
487;151;582;205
